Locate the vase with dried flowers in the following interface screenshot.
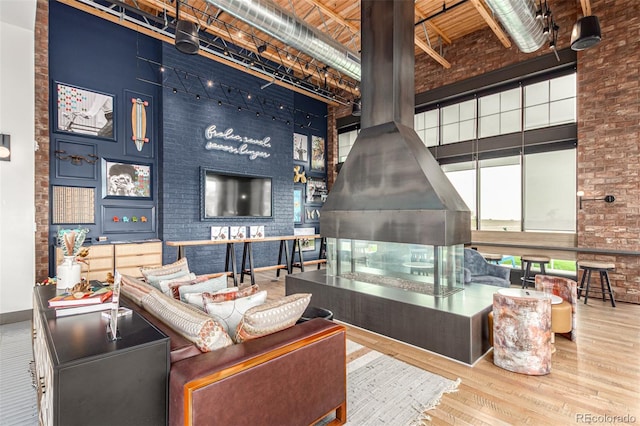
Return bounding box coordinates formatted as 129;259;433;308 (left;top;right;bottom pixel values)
56;228;89;290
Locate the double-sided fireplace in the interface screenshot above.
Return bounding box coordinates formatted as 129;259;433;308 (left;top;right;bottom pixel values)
286;0;495;365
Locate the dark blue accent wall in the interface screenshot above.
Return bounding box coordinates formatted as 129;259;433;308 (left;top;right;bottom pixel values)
161;46;327;274
48;2;162;274
48;2;327;276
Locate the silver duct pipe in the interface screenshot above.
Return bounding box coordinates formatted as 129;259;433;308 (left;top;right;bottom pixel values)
204;0;361;81
484;0;546;53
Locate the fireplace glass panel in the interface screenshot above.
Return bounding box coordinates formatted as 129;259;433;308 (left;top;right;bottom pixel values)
326;238;464;297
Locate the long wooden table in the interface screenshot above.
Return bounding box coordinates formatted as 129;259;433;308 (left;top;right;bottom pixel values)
166;235;326;285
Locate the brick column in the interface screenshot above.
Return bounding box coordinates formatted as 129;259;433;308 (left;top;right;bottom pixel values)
577;0;640;304
34;0;50;281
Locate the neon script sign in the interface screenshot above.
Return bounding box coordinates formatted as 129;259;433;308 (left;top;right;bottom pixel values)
204;125;271;160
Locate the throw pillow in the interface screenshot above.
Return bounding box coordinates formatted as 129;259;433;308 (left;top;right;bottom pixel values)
204;290;268;335
158;273;196;295
235;293;311;343
202;284;260;304
120;274;156;306
176;274;228;303
183;287;239;311
140;258;189;282
145;270;192;290
141;291;232;352
164;275;211;300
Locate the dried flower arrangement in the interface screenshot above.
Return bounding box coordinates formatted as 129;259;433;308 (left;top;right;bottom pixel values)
57;228;89;257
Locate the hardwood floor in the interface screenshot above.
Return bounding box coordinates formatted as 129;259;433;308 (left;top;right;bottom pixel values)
254;270;640;425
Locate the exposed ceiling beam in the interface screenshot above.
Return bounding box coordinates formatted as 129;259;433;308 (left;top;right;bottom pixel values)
302;0;359;33
415;7;451;45
136;0;352;93
59;0;340;104
580;0;592;16
415;37;451;68
470;0;511;48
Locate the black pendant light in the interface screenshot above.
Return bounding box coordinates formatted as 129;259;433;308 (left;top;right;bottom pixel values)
570;15;602;51
175;1;199;55
351;98;361;117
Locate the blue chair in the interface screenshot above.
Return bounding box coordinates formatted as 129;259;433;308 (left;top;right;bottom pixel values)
463;248;511;287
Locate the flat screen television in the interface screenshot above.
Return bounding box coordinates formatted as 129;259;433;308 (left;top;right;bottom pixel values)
202;169;272;218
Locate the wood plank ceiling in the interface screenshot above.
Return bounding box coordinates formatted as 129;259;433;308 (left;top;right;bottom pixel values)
61;0;585;105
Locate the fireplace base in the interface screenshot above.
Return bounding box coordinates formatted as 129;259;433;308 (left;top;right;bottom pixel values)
286;269;496;365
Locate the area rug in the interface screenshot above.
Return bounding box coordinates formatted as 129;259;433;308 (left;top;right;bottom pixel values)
320;339;460;425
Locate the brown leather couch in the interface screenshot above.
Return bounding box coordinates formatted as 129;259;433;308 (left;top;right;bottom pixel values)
123;296;347;426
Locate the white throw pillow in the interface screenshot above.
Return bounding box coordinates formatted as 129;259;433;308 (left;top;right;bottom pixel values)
205;290;268;334
146;270;192;290
183;287;239;310
177;274;228;303
158;273;196;295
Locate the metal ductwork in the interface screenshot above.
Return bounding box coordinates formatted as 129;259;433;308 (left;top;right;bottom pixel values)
484;0;546;53
204;0;361;81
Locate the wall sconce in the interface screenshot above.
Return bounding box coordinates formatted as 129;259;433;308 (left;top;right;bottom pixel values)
577;191;615;209
55;150;99;165
0;134;10;161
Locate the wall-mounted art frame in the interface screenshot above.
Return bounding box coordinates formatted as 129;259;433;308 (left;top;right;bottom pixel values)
55;82;115;140
310;135;325;172
125;90;153;158
306;178;327;204
294;227;316;252
293;133;308;162
293;186;304;224
54;139;98;180
102;159;152;199
51;186;96;225
305;207;321;223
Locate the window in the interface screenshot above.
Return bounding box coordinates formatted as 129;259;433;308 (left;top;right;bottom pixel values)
442;162;477;229
415;109;438;147
525;73;576;130
479;88;521;138
338;129;358;162
441;99;476;144
524;149;576;232
479;156;521;231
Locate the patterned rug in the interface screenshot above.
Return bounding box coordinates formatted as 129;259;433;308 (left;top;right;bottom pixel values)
321;339;460;425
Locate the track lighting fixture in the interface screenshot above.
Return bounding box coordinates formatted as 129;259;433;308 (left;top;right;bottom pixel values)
172;88;177;94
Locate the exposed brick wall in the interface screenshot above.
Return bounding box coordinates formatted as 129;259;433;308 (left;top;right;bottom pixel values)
34;0;49;282
329;1;640;303
577;0;640;303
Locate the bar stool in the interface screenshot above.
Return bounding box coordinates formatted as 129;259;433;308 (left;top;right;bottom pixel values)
577;261;616;307
521;255;550;289
481;253;502;264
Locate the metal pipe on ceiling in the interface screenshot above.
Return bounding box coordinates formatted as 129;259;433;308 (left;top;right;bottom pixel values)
204;0;362;81
484;0;546;53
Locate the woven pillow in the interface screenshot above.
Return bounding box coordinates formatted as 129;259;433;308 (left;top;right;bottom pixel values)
141;258;189;282
175;274;228;303
203;284;260;304
235;293;311;343
120;274;156;306
183;286;238;310
159;273;196;295
141;291;232;352
205;291;268;335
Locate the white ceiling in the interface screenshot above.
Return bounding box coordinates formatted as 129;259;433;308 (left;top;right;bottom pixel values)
0;0;36;31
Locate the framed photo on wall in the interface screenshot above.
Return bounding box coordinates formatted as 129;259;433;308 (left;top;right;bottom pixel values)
294;227;316;252
310;135;325;172
55;82;115;140
103;159;152;199
293;133;308;162
293;186;304;224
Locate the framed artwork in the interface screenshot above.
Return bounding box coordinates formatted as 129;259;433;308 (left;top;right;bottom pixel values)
230;226;247;239
305;207;321;222
55;82;115;140
294;227;316;252
293;186;303;224
103;159;152;199
211;226;229;241
101;205;156;233
306;178;327;204
52;186;95;224
293;133;308;162
54;139;98;180
250;225;265;239
310;135;325;172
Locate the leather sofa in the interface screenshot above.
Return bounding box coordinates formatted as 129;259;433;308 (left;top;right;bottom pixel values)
122;294;347;426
